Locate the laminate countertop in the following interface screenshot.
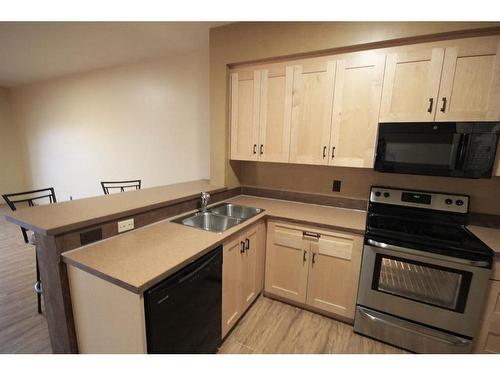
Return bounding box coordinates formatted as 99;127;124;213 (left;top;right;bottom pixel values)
62;195;367;294
468;225;500;255
4;179;225;236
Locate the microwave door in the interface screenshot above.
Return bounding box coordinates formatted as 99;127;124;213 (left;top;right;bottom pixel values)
375;133;459;176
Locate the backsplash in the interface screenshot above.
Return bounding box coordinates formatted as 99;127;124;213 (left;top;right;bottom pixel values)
235;161;500;215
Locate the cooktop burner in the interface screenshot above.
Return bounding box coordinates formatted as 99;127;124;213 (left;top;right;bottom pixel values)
365;186;493;263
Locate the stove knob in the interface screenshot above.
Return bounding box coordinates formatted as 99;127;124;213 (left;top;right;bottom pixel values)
456;199;464;206
383;192;390;198
375;191;381;197
445;199;453;205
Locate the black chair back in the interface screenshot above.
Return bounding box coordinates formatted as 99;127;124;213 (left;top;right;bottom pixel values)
2;188;57;243
101;180;141;195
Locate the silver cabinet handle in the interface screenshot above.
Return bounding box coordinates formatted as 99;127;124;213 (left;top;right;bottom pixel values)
303;231;320;239
303;250;307;263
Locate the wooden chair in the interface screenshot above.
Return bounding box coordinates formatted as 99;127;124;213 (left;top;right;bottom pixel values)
101;180;141;195
2;187;57;314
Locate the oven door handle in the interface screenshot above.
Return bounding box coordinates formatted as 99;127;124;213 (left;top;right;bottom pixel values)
357;307;470;347
366;239;490;267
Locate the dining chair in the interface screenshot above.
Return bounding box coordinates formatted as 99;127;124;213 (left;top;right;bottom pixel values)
100;180;141;195
2;187;57;314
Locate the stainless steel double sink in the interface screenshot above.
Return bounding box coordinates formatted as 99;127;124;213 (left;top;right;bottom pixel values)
171;203;264;233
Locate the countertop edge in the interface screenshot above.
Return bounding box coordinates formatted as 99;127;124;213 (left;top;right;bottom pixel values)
5;185;227;236
61;202;366;295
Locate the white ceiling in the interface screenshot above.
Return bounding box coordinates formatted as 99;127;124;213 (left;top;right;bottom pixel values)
0;22;227;87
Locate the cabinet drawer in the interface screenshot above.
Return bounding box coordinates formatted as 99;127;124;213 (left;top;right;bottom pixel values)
317;233;354;261
273;224;305;250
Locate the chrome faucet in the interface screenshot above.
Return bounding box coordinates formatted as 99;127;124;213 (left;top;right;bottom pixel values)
200;192;210;212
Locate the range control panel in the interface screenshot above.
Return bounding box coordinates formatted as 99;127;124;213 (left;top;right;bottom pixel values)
370;187;469;214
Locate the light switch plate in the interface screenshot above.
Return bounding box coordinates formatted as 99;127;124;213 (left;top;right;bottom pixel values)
118;218;134;233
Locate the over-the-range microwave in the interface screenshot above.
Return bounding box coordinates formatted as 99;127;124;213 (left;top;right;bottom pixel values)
374;122;500;178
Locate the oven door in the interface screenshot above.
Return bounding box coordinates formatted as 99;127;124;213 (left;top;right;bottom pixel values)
374;122;467;177
357;239;491;338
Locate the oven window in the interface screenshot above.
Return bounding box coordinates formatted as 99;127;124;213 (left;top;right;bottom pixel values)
372;254;472;312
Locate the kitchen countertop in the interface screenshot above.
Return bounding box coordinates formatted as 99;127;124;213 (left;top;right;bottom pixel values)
4;179;225;235
62;195;367;294
468;225;500;255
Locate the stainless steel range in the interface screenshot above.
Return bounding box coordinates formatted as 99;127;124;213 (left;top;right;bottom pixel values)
354;187;493;353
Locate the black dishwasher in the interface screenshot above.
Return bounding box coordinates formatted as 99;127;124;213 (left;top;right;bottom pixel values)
144;246;222;353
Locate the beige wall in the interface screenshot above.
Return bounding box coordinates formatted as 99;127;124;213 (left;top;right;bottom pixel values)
0;87;27;196
209;22;500;214
10;48;210;201
236;162;500;215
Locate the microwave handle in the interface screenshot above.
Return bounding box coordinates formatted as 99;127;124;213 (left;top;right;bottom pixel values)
453;133;470;170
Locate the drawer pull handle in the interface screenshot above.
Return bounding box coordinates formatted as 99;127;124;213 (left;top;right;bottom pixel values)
303;231;320;239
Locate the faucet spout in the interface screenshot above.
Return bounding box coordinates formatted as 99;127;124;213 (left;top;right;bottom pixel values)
200;192;210;212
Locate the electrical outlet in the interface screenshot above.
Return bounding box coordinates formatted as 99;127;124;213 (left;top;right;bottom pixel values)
332;180;342;192
118;218;134;233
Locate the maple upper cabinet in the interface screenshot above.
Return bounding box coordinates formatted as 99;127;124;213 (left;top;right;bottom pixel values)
230;66;293;163
230;70;261;161
289;60;336;165
329;53;385;168
435;39;500;121
379;48;444;122
258;67;294;162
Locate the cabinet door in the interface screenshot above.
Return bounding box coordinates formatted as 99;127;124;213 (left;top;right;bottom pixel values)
258;67;294;162
265;221;310;303
289;60;336;165
379;48;444;122
329;53;385;168
230;70;261;161
475;280;500;353
222;237;244;338
241;224;259;311
306;229;363;319
435;40;500;121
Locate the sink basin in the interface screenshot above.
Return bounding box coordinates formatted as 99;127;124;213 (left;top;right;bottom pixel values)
209;203;263;220
172;212;242;233
172;203;264;233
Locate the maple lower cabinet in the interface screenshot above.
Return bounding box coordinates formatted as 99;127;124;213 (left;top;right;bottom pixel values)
264;221;310;303
289;60;336;165
221;221;266;338
230;70;261;161
435;39;500;121
265;220;363;320
329;53;385;168
306;230;363;318
379;48;444;122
